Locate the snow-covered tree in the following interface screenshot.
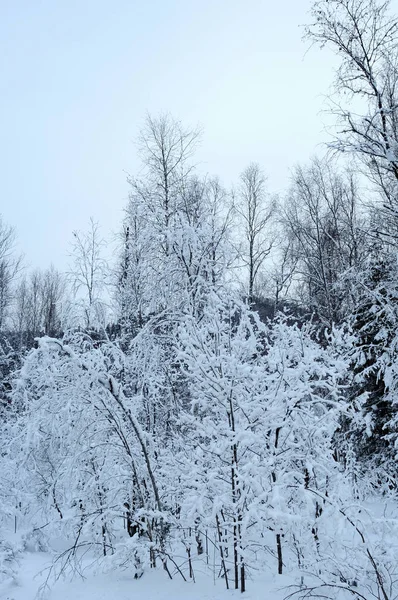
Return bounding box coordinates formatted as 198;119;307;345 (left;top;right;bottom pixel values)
174;288;350;590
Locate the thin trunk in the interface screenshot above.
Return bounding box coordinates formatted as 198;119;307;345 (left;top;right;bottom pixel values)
216;513;229;589
276;533;283;575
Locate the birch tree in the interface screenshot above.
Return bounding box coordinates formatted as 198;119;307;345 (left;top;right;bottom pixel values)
235;163;275;303
69;218;108;329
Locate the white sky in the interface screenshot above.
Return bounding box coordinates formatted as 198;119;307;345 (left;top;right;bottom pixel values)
0;0;378;270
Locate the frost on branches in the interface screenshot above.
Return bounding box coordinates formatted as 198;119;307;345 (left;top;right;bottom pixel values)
2;276;396;599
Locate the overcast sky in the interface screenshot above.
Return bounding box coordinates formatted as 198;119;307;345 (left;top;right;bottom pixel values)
1;0;366;270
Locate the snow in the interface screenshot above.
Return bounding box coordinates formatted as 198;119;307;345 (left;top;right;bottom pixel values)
2;551;290;600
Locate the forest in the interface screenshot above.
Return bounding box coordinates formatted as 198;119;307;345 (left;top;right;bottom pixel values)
2;0;398;598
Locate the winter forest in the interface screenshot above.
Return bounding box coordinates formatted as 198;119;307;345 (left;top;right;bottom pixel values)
4;1;398;599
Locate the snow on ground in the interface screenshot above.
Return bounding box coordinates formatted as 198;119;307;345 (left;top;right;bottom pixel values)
2;550;293;600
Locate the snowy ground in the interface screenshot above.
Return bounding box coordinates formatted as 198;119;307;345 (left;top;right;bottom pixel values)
2;549;293;600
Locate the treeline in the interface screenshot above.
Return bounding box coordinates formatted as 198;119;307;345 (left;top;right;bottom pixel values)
2;0;398;597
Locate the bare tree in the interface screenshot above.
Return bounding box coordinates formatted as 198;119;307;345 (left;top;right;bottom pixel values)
203;177;234;288
27;270;44;338
13;276;29;348
0;216;22;331
268;239;299;315
129;113;201;255
234;163;275;303
14;270;43;347
306;0;398;230
281;157;367;325
41;266;65;337
13;267;65;346
69;218;108;329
